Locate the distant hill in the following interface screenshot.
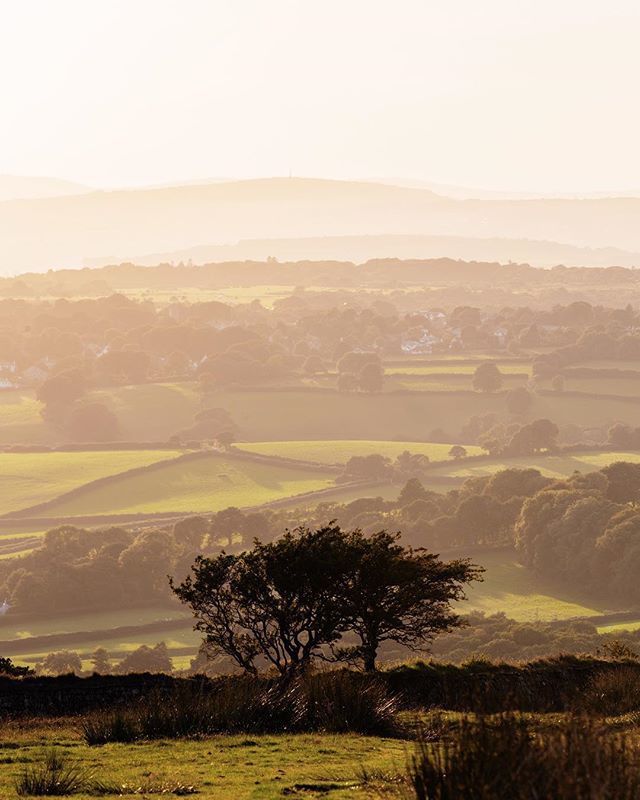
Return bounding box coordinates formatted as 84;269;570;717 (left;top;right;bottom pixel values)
0;175;91;202
2;177;640;274
109;233;640;270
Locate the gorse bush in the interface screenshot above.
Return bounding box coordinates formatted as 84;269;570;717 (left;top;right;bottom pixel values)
409;713;640;800
81;672;400;743
579;667;640;716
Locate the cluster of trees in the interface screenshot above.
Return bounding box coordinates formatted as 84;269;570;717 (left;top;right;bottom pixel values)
429;611;640;664
515;462;640;602
171;524;481;674
31;642;173;676
336;351;385;393
337;451;433;483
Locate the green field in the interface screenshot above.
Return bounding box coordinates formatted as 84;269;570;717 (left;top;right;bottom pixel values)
0;723;406;800
460;548;604;621
428;450;640;480
386;374;527;392
236;439;483;464
386;362;532;376
0;383;202;445
0;449;182;515
34;454;336;517
209;388;640;441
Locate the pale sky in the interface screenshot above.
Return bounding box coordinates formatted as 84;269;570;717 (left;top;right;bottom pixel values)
1;0;639;192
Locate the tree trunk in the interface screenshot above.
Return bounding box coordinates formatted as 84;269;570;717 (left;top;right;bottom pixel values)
363;649;377;672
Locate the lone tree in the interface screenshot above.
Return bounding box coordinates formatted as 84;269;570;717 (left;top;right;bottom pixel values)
337;530;482;671
448;445;467;460
359;361;384;393
472;362;503;393
171;525;482;675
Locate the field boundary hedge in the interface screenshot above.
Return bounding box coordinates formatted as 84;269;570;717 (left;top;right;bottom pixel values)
0;656;638;716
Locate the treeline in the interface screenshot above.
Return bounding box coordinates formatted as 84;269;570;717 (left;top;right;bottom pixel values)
24;613;640;676
5;257;640;298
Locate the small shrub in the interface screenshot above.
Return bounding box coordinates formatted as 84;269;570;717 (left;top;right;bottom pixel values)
579;667;640;715
15;750;89;796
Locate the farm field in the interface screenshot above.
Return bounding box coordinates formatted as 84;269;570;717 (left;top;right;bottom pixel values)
386;374;526;392
541;376;640;396
0;723;407;800
427;450;640;480
0;449;182;515
210;388;640;440
385;362;532;376
459;548;605;621
0;606;187;642
235;439;483;464
31;453;336;517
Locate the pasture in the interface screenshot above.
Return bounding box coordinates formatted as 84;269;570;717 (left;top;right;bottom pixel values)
427;450;640;480
385;362;532;376
459;548;605;622
0;449;182;515
32;453;336;517
235;439;483;464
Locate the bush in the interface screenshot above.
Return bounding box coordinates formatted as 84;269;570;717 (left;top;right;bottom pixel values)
579;667;640;716
409;713;640;800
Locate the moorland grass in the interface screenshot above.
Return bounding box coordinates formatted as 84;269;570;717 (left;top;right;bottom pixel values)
0;721;407;800
408;712;640;800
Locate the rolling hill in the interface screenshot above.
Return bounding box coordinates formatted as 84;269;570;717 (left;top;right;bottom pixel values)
2;177;640;273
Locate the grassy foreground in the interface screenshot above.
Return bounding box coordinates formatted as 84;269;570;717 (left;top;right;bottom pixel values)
0;721;406;799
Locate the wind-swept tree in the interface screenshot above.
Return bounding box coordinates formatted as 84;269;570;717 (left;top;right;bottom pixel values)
170;525;355;677
336;530;483;671
172;524;482;675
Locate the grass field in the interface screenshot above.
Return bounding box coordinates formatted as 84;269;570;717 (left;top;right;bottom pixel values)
235;440;483;464
34;454;336;517
0;450;182;515
459;548;605;621
0;722;407;800
386;362;532;376
597;620;640;634
0;606;187;642
209;388;640;441
428;450;640;480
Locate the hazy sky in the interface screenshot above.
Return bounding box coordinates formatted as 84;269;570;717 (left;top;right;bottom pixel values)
2;0;639;192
